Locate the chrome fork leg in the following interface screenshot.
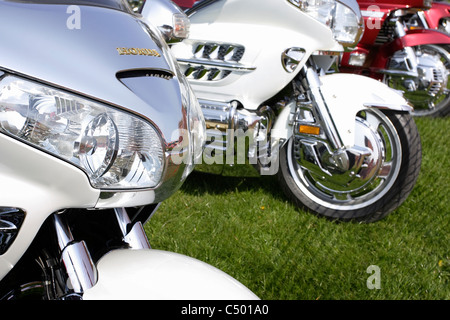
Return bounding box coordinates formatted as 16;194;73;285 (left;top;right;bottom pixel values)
114;207;151;249
53;214;97;295
303;65;344;151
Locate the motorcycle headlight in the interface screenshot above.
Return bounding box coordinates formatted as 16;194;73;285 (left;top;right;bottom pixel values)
0;74;164;190
288;0;364;47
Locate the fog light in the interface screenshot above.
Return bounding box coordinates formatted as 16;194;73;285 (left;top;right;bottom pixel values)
348;52;367;67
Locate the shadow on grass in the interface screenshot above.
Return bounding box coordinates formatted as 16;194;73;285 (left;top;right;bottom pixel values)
180;170;288;202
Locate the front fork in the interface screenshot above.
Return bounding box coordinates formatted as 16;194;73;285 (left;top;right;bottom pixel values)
295;64;371;177
196;61;371;177
53;208;150;298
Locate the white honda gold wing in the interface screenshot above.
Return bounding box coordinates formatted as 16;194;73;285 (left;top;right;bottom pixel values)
163;0;422;223
0;0;257;300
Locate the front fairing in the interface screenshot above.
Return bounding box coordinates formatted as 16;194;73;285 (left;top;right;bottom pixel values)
0;0;201;280
0;0;192;203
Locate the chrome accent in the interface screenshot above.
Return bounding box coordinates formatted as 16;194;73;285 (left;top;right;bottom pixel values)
389;20;420;76
416;11;430;30
53;215;97;294
114;208;151;249
177;42;254;81
385;45;450;115
361;10;385;19
282;48;306;73
96;190;156;209
0;207;25;255
292;65;394;181
287;108;403;209
195;99;276;175
303;66;344;150
178;58;256;72
293;118;382;190
140;0;190;42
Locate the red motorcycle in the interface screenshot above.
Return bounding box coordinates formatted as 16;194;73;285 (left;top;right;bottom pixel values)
420;0;450;34
340;0;450;117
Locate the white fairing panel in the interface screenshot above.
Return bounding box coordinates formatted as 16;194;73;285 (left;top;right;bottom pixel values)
0;134;100;279
83;249;259;300
171;0;338;110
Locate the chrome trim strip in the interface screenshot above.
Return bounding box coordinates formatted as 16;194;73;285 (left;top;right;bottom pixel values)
177;58;256;72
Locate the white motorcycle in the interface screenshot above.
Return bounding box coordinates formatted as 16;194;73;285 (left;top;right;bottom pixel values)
0;0;257;300
158;0;423;223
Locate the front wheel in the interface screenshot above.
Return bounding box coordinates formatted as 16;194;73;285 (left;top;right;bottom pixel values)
385;44;450;117
277;110;421;223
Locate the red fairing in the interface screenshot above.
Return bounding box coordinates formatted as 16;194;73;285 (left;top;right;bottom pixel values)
355;0;433;50
173;0;196;8
424;2;450;30
369;28;450;70
357;0;430;11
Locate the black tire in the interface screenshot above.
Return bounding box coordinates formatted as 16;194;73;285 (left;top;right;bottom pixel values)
277;110;422;223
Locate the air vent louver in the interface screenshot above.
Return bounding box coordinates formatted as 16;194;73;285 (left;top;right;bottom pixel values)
177;42;254;81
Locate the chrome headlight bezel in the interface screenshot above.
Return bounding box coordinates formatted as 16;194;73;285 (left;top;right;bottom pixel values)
173;70;206;180
0;73;165;190
288;0;364;48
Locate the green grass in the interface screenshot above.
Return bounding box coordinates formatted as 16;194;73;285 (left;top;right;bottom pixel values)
144;116;450;300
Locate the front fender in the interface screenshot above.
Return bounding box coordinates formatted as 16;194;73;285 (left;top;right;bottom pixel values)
82;249;259;300
271;74;411;147
318;74;411;147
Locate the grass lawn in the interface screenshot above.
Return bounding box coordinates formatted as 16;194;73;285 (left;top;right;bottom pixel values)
144;115;449;300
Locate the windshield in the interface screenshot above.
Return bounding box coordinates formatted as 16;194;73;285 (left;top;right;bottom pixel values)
4;0;133;12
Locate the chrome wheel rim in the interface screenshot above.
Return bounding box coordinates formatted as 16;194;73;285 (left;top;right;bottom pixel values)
287;109;402;210
387;45;450;116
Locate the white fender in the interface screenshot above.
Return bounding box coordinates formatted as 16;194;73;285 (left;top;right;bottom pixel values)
271;74;411;147
318;73;412;147
82;249;259;300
